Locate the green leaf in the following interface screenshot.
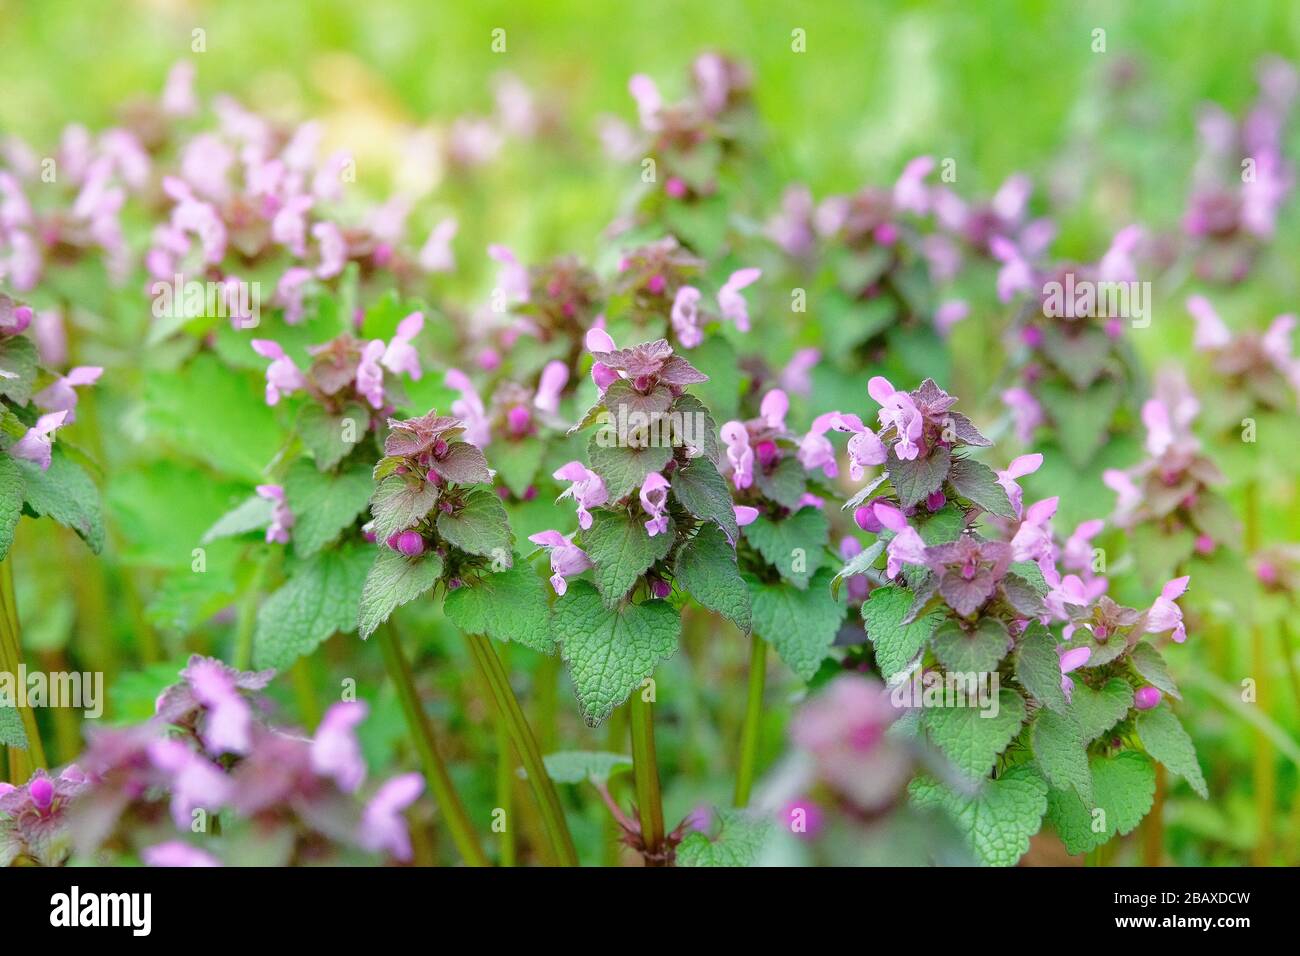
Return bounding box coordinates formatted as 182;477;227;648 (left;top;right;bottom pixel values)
946;457;1015;518
675;524;751;633
890;446;951;509
1136;704;1207;798
687;335;742;423
493;436;546;498
831;538;884;599
297;400;369;472
1008;560;1049;595
552;581;680;726
253;543;373;669
1014;623;1068;713
0;335;38;405
1031;709;1093;801
435;487;512;558
1040;325;1114;389
676;809;771;867
1129;641;1181;701
1038;379;1121;469
749;568;845;680
433;441;493;485
442;561;554;653
357;548;444;640
18;450;104;553
1068;677;1134;742
0;701;27;748
201;494;273;544
670;456;737;542
754;455;807;510
587;432;672;502
742;506;828;589
909;764;1048;867
1045;751;1156;855
369;475;439;543
283;458;374;558
537;751;632;785
862;585;944;680
922;688;1026;781
914;503;966;545
931;617;1011;673
0;453;25;562
582;508;673;607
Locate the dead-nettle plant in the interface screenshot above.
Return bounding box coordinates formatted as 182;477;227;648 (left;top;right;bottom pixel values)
717;386;846;807
358;407;578;866
0;293;106;783
831;376;1205;866
538;332;752;864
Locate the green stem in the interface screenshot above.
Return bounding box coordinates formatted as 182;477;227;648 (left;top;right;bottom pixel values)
290;657;320;730
465;633;578;866
495;714;515;867
0;555;46;775
629;692;666;865
233;549;270;671
377;625;489;867
733;634;767;808
1244;479;1275;864
535;653;559;755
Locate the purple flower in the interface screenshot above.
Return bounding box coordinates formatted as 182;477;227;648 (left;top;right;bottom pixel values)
1010;496;1059;570
186;657;253;755
797;412;840;478
529;530;593;596
639;472;671;537
989;235;1035;302
553;461;608;530
360;772;424;862
1134;687;1164;711
251;339;306;405
1187;295;1232;351
142;840;221;867
355;339;386;409
720;420;754;489
418;217;458;273
255;484;294;544
867;376;923;460
1103;468;1142;524
488;244;530;303
1062;519;1105;572
10;410;68;471
273;267;314;325
758;389;788;431
872;502;928;579
311;701;369;793
533;360;569;415
1059;645;1091;698
380;312;424;380
893;155;935;215
779;347;820;396
445;368;491;447
628;74;663;131
1146;576;1190;643
1098;224;1143;283
670;286;703;348
831;412;887;480
147;738;233;829
996;453;1043;518
717;268;761;332
934;299;969;336
312;221;347;279
734;505;759;527
1001;386;1044;444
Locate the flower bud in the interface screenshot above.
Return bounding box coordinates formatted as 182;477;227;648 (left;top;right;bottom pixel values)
1134;686;1162;711
396;531;425;557
29;775;53;811
854;506;882;533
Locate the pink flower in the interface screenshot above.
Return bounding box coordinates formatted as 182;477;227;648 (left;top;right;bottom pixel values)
639;472;671;537
311;701;368;793
628;74;663;131
419;217;458;273
142;841;221;867
1010;496;1059;570
161;61;198;117
360;772;424;861
779;348;820;396
734;505;760;527
256;484;294;544
1001;387;1044;444
717;267;761;332
872;502;928;579
831;412;887;481
312;221;347;279
1059;646;1091;698
1044;572;1093;622
553;461;608;530
989;235;1035;303
759;389;789;430
720;421;754;489
867;376;923;460
670;286;703;348
488;244;530;303
528;530;593;596
147;738;233;829
445;368;491;447
33;366;101;422
1098;225;1143;284
996;453;1043;518
1134;687;1163;710
274;267;314;324
270;192;312;257
1146;576;1190;643
797;411;840;478
585;327;620;391
10;410;68;471
893;155;934;215
250;339;306;405
1187;295;1232;351
934;299;969;336
187;658;253;755
1103;468;1142;523
1063;519;1105;572
534;360;569;414
381;312;424;380
356;339;386;409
